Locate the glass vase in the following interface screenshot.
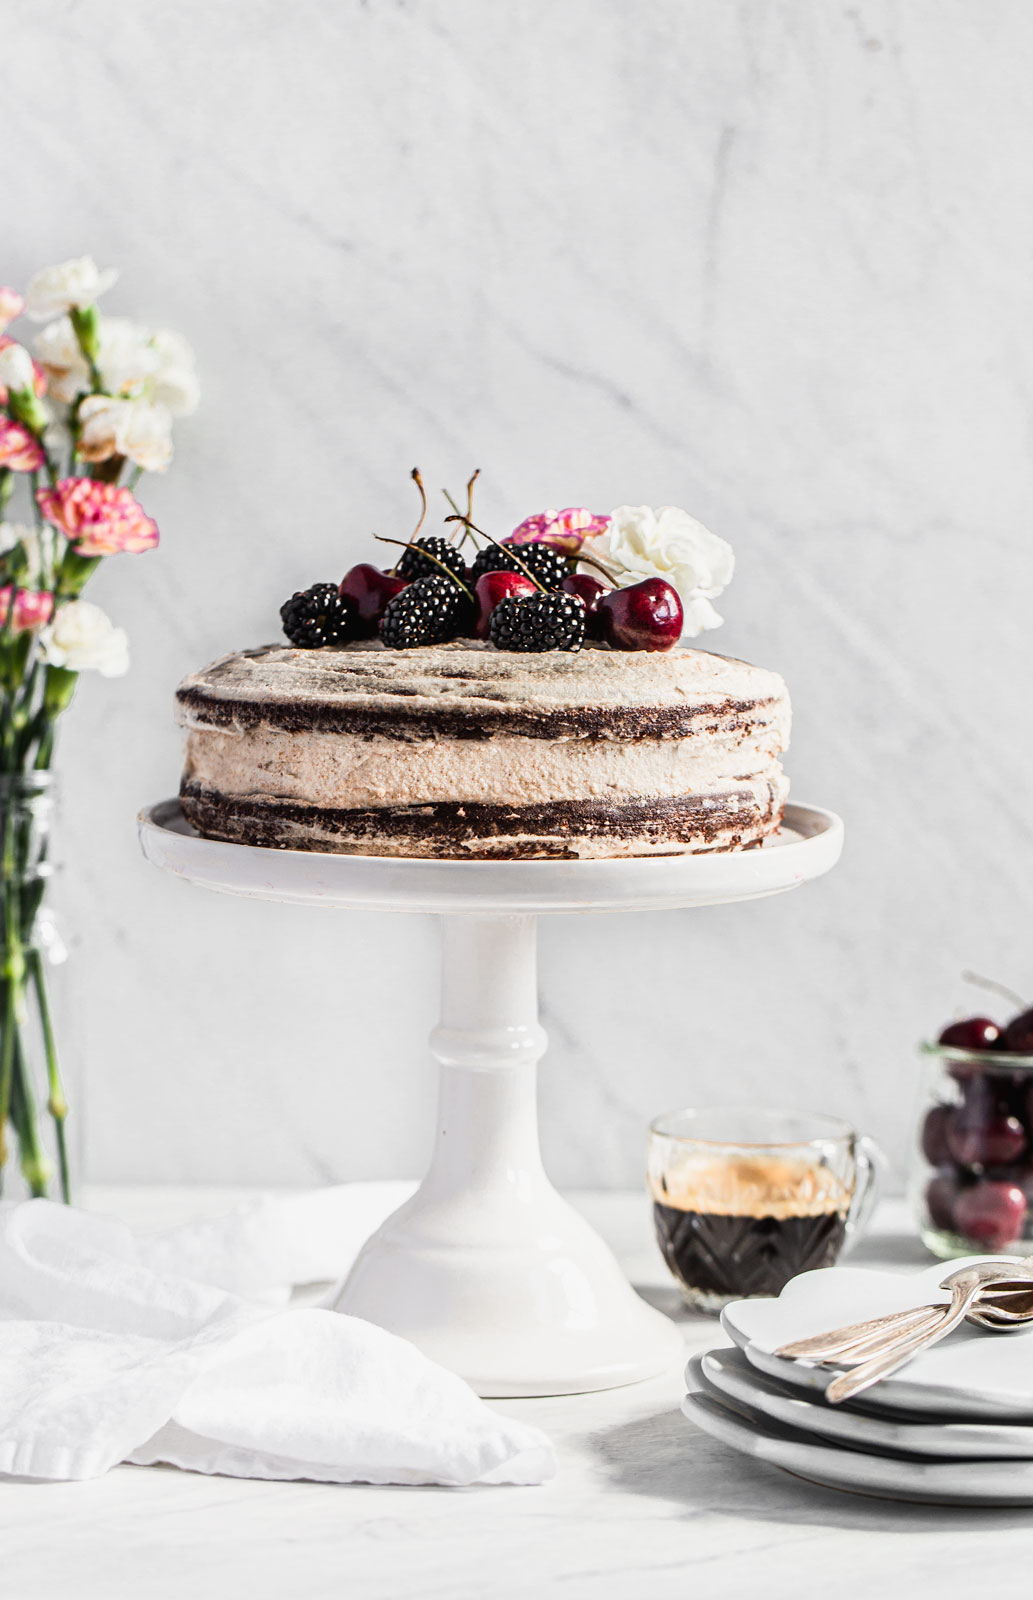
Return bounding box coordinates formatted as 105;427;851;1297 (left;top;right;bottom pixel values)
910;1041;1033;1258
0;771;70;1201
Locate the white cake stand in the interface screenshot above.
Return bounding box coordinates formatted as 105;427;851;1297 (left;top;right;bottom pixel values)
139;799;842;1397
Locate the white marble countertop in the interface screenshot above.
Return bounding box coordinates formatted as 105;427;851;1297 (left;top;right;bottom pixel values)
4;1188;1029;1600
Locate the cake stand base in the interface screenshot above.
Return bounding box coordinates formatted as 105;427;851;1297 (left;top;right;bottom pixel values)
333;914;680;1395
140;800;842;1397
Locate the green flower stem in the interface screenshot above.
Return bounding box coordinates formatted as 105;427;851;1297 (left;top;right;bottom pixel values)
69;305;102;391
0;825;20;1183
0;469;12;517
28;948;68;1203
9;1031;50;1197
55;549;102;602
0;973;15;1184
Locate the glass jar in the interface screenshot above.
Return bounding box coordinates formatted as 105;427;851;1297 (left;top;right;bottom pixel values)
0;772;71;1201
910;1042;1033;1258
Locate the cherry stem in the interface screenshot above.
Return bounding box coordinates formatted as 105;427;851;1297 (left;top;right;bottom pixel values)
374;533;475;601
574;548;618;587
962;971;1030;1013
441;469;482;548
444;514;548;594
390;468;429;576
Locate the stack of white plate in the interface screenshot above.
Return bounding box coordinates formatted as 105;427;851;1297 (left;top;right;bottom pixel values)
683;1258;1033;1505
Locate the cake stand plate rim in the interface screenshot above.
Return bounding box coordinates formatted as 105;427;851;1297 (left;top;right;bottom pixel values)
138;799;843;914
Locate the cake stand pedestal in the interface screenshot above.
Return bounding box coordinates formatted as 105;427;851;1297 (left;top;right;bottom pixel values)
139;800;842;1397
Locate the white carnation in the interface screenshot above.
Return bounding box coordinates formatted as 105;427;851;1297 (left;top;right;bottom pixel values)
0;342;37;393
25;257;119;322
34;315;194;413
77;394;173;472
591;505;735;638
32;317;88;401
42;601;129;677
149;328;200;416
0;521;51;584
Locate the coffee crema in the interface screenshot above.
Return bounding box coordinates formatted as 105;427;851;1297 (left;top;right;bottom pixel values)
650;1156;850;1306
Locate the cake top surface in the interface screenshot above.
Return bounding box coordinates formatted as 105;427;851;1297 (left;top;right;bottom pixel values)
177;640;787;722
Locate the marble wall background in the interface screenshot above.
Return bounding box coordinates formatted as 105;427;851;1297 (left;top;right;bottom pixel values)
4;0;1033;1191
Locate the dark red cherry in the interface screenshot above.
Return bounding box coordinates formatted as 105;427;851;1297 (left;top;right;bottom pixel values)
596;577;683;652
953;1179;1027;1250
473;571;537;640
925;1170;963;1232
561;574;606;640
938;1016;1002;1052
1003;1008;1033;1054
920;1104;952;1167
339;564;408;638
946;1080;1027;1168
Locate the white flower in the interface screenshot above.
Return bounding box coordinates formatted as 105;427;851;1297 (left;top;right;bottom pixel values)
32;316;87;401
77;394;173;472
34;316;196;412
96;318;160;395
149;328;200;416
0;342;37;393
41;600;129;677
590;505;735;638
25;257;119;322
0;521;52;584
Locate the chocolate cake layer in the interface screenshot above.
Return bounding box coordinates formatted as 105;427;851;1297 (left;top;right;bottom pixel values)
180;782;783;859
175;639;791;860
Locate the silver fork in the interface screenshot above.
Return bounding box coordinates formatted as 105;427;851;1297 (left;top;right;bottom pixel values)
776;1256;1033;1367
775;1259;1033;1405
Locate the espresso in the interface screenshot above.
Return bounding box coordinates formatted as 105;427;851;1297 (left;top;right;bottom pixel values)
651;1157;849;1305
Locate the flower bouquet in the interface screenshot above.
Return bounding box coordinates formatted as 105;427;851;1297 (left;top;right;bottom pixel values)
0;256;197;1198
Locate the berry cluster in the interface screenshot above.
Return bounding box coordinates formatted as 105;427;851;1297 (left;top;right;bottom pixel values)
921;1008;1033;1251
278;473;685;655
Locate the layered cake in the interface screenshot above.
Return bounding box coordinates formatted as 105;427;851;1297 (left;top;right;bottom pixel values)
175;487;791;859
176;641;790;859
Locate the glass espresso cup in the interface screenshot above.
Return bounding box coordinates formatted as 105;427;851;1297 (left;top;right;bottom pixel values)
648;1107;880;1312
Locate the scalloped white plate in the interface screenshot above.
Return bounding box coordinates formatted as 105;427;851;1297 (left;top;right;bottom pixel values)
692;1346;1033;1460
681;1388;1033;1505
722;1258;1033;1420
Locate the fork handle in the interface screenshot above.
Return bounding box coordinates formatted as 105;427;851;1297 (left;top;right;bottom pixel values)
776;1304;938;1362
824;1283;977;1404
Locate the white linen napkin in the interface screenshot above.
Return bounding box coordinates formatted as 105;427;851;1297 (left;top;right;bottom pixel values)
0;1189;555;1487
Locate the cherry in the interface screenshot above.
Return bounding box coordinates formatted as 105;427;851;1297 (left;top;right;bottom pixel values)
561;573;607;640
920;1104;952;1167
473;571;537;640
925;1170;963;1232
339;564;408;638
1004;1008;1033;1054
938;1017;1001;1052
946;1077;1027;1168
596;577;683;652
953;1179;1027;1250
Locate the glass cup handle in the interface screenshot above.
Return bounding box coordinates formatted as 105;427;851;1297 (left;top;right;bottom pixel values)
842;1135;884;1255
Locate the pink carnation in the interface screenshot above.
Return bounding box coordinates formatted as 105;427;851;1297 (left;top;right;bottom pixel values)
510;506;611;555
36;477;159;557
0;287;24;334
0;587;54;632
0;417;45;473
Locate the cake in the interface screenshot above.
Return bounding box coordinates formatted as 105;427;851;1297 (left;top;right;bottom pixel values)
175;640;790;859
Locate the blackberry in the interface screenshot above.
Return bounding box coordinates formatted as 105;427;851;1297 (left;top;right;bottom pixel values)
489;591;586;653
280;583;357;648
470;541;571;592
395;536;469;585
380;574;465;649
